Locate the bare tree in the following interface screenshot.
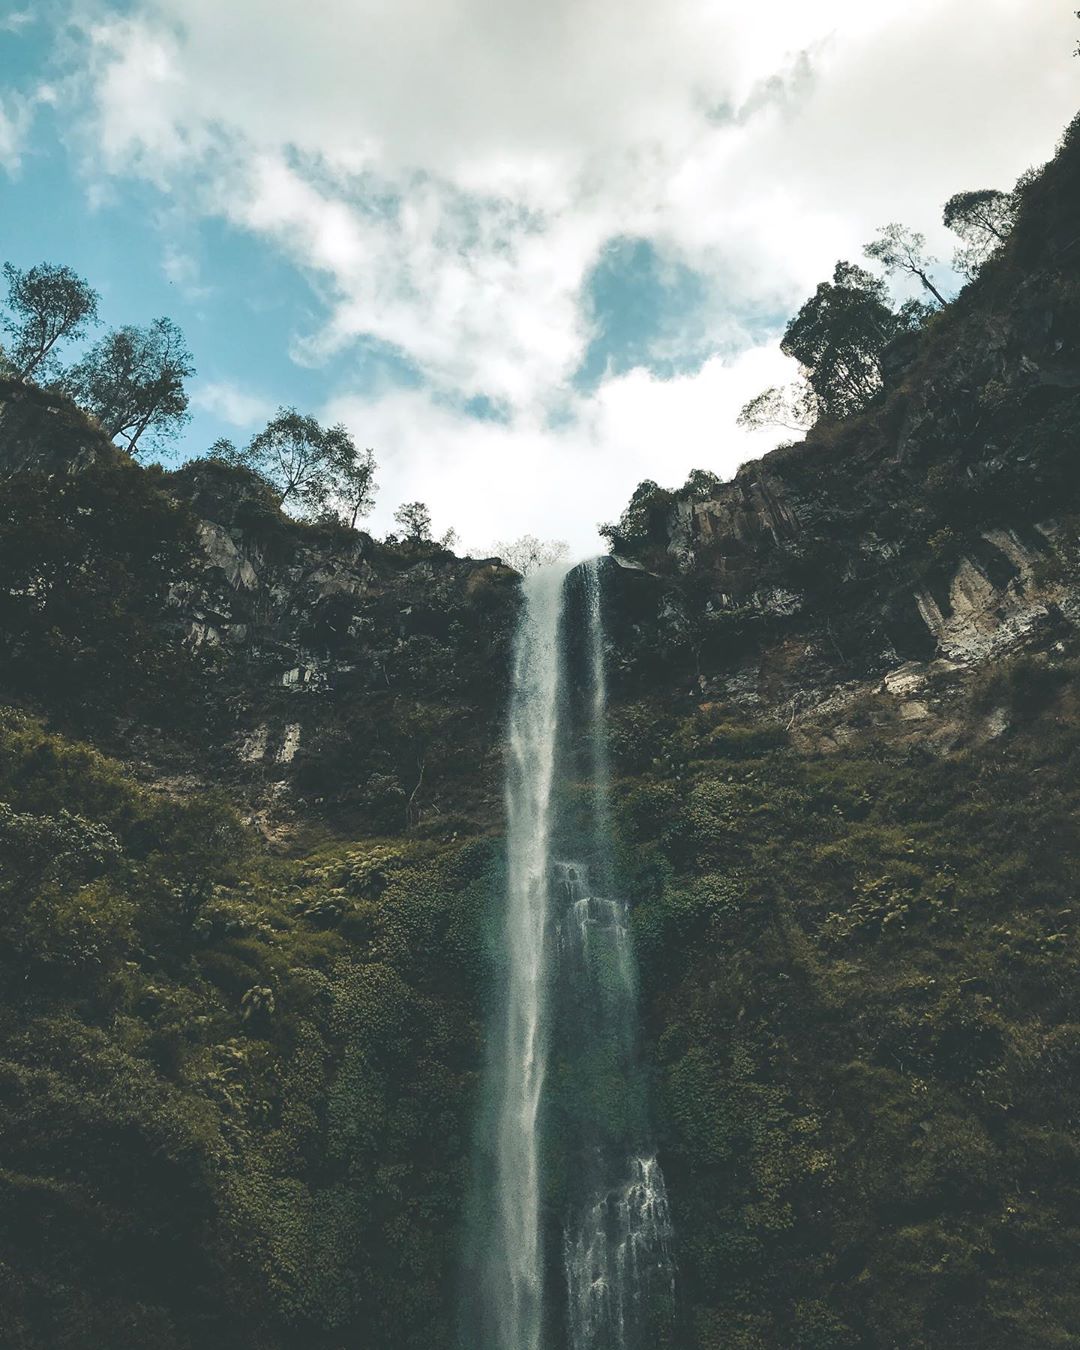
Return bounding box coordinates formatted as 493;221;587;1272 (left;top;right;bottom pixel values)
491;534;569;575
737;383;819;435
864;224;949;306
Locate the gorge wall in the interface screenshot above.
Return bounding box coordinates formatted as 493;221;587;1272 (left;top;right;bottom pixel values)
2;116;1080;1350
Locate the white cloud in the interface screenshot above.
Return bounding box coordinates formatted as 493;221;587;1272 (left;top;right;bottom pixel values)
0;91;33;171
327;342;795;556
0;9;35;33
192;379;273;428
58;0;1080;548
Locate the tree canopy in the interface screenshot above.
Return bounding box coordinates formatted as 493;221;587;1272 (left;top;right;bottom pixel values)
340;444;378;528
246;408;350;510
943;189;1019;277
1;261;100;381
64;318;194;456
779;261;900;421
864;224;948;306
393;501;433;541
211;410;377;524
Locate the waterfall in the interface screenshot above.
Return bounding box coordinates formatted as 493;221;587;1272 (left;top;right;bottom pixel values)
488;562;567;1350
473;557;674;1350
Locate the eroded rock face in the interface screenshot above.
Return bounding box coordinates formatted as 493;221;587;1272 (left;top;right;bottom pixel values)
669;471;802;579
0;415;520;831
601;137;1080;747
158;464;521;828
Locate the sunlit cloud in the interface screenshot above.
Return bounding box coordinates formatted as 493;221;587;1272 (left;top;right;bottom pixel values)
191;379;273;429
19;0;1080;547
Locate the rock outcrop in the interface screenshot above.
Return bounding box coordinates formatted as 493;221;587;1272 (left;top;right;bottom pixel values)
603;117;1080;750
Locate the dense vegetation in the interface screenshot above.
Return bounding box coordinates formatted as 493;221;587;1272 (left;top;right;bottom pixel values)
5;645;1079;1348
0;709;493;1350
611;676;1080;1348
3;87;1080;1350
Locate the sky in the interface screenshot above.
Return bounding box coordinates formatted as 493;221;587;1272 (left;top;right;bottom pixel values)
0;2;1076;556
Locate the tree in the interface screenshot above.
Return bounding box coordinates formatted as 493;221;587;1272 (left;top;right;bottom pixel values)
340;444;377;529
943;189;1018;278
242;408;353;512
492;535;569;575
864;224;948;306
780;261;898;420
0;460;206;722
206;419;377;524
598;479;675;550
1;261;99;381
737;383;819;435
206;436;242;464
394;501;433;541
65;317;194;455
682;469;723;500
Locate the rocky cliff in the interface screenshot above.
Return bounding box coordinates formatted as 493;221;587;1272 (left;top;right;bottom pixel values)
0;397;519;841
602;114;1080;758
2;111;1080;1350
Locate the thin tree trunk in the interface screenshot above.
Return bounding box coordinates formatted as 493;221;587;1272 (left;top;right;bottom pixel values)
406;752;426;829
126;403;159;455
916;269;948;307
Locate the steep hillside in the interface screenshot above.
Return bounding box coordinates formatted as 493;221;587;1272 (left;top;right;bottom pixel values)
0;398;518;841
1;113;1080;1350
603;112;1080;755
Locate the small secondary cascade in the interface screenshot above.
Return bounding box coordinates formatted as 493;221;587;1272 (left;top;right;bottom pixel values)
472;557;675;1350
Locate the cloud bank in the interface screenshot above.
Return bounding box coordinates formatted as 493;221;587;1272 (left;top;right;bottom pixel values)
46;1;1080;548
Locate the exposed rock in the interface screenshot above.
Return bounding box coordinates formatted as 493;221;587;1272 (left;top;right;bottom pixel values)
601;135;1080;748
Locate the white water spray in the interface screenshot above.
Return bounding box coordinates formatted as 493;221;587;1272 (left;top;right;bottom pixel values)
476;558;674;1350
489;563;568;1350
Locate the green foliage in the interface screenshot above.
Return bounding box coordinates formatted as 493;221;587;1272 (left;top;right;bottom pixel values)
599;478;676;552
618;705;1080;1347
393;500;433;541
217;407;376;523
943;188;1019;279
0;715;490;1349
781;260;900;420
63;317;194;455
735;251;939;456
0;462;210;730
1;260;99;380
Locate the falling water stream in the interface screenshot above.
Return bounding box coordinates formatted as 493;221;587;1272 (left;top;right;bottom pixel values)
472;558;675;1350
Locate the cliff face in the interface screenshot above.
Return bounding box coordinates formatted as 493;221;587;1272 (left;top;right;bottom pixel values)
4;119;1077;795
0;376;107;473
0;407;518;839
2;115;1080;1350
164;459;519;836
603;117;1080;754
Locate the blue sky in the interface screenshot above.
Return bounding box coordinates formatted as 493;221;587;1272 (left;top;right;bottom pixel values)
1;1;1076;552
